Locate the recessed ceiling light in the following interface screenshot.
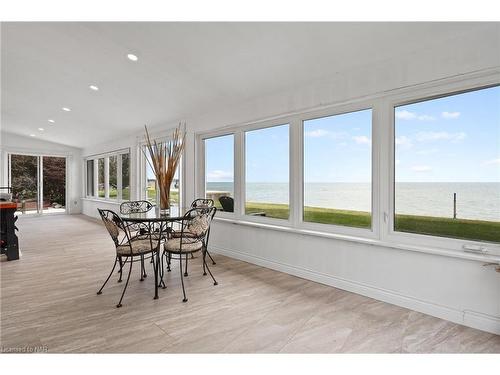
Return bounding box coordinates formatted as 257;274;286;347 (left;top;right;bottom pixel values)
38;127;45;131
127;53;138;62
30;134;36;137
62;107;71;112
48;119;55;123
89;85;99;91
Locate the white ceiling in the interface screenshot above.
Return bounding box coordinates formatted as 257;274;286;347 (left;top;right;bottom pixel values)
1;22;496;148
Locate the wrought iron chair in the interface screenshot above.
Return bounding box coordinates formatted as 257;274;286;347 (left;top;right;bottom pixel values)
119;200;158;267
97;208;159;308
119;200;154;214
171;198;216;263
218;196;234;212
163;206;217;302
191;198;214;208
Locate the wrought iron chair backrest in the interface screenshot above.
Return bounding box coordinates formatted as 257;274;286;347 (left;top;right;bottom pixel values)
218;196;234;212
180;206;217;243
120;200;154;214
191;198;214;208
98;208;131;248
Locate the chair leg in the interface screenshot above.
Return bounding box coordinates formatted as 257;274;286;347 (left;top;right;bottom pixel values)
167;252;171;272
203;251;218;286
184;253;189;277
159;252;166;289
179;253;188;302
206;250;216;265
118;256;123;282
117;255;133;308
203;250;207;276
97;257;118;295
140;255;144;281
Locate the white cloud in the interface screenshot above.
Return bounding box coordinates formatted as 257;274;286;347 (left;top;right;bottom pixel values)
305;129;349;140
417;115;435;121
352;135;371;145
207;170;233;180
441;111;461;119
411;165;432;172
395;135;413;148
415;131;466;143
482;158;500;166
305;129;329;138
416;148;439;155
395;110;417;120
395;111;434;121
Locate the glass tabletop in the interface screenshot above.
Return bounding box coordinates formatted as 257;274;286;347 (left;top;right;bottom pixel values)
119;206;191;222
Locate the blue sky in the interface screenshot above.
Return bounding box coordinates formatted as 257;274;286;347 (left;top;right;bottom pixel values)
205;134;234;182
304;109;372;183
246;124;289;183
205;86;499;184
395;85;500;182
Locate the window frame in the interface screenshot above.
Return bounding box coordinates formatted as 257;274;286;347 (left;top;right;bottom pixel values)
242;121;292;225
200;132;237;218
298;104;377;238
195;70;500;259
386;82;500;256
84;148;130;202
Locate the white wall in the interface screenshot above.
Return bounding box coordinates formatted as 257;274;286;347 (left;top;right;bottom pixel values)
0;131;82;214
78;25;500;334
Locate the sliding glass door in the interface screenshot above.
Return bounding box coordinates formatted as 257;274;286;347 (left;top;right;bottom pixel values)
41;156;66;213
10;154;39;214
9;153;67;215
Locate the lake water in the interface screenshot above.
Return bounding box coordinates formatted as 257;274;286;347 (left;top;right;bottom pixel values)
206;182;500;221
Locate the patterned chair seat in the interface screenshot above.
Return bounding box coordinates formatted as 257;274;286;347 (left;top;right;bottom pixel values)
116;239;156;255
164;238;203;253
170;230;196;238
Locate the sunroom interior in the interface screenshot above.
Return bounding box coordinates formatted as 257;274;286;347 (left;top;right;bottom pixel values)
0;22;499;353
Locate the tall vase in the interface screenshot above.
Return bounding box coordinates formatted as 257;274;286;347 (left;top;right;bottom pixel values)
157;180;170;216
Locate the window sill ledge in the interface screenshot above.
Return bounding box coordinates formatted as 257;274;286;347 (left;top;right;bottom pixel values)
213;217;500;263
81;197;123;205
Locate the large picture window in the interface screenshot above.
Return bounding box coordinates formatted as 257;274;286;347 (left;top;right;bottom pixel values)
198;76;500;257
394;85;500;243
86;150;130;201
303;109;372;228
121;153;130;200
108;155;118;199
245;124;289;219
204;134;234;210
97;158;105;198
86;160;94;197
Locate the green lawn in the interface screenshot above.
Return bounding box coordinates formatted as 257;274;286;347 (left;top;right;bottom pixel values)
243;202;500;243
146;189;179;204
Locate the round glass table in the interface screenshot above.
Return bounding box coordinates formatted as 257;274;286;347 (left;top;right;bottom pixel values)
118;206;192;300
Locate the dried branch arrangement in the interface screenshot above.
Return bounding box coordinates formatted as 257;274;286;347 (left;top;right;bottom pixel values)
144;123;186;210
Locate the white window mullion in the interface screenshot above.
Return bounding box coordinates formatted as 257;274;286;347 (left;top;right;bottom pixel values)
234;130;244;219
197;136;205;199
117;154;123;201
93;159;98;198
290;118;302;228
372;100;385;241
38;156;43;214
104;157;109;199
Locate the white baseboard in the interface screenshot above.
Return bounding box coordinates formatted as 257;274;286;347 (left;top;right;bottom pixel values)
210;244;500;335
